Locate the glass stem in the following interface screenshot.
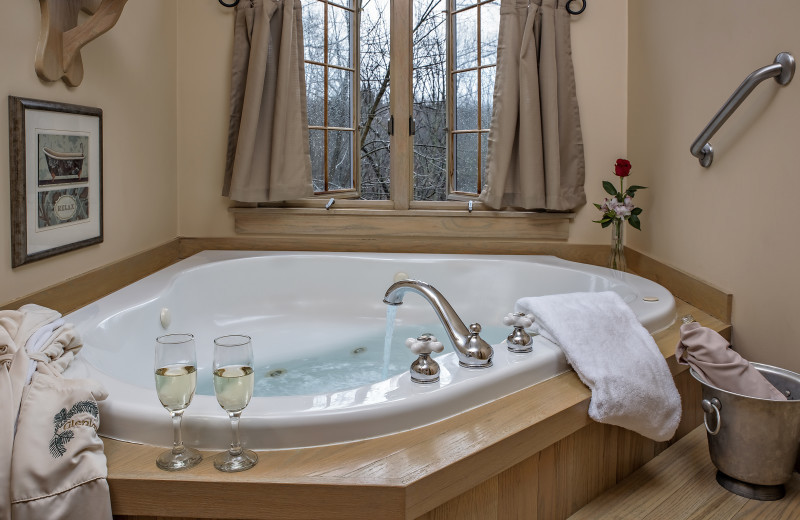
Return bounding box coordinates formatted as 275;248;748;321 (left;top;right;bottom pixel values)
171;411;185;454
228;412;243;456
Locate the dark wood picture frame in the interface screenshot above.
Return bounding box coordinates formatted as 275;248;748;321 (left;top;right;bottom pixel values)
8;96;103;267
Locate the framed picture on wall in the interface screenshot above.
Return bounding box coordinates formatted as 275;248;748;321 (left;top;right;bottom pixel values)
8;96;103;268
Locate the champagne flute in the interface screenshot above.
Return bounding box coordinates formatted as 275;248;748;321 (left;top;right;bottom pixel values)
212;334;258;472
154;333;203;471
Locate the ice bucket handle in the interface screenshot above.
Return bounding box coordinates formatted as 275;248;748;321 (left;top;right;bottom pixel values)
701;398;722;435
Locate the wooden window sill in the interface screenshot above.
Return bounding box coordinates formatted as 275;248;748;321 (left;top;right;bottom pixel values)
229;207;574;242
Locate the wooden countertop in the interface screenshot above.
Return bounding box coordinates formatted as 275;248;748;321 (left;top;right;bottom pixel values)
569;426;800;519
105;298;729;519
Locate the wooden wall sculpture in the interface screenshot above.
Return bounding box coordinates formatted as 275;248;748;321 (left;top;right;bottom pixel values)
35;0;128;87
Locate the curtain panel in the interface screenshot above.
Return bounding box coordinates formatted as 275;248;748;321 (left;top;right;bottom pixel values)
223;0;313;203
480;0;585;211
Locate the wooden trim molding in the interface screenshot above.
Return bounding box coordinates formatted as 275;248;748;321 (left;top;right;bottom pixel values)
627;248;732;323
178;237;609;263
0;239;180;315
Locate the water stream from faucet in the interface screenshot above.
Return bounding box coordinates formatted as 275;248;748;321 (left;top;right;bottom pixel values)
382;305;398;380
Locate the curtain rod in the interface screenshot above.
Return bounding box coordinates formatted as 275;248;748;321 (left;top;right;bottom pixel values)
219;0;586;14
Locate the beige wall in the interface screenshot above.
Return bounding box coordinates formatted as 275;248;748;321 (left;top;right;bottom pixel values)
176;1;233;237
0;1;178;304
568;0;628;244
175;0;627;242
628;0;800;371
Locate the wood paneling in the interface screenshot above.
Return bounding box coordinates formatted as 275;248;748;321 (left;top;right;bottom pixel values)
414;369;704;520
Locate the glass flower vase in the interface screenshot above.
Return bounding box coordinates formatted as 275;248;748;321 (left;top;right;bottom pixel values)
608;219;626;272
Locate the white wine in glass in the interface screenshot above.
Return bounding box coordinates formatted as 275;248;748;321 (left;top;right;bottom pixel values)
154;334;203;471
212;335;258;472
214;365;254;412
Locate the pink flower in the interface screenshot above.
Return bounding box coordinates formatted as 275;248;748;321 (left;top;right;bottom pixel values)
614;205;631;218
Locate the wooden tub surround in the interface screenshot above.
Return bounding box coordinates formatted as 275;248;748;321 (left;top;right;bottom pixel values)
1;240;732;520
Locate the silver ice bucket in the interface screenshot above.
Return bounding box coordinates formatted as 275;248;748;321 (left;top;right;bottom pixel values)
692;363;800;500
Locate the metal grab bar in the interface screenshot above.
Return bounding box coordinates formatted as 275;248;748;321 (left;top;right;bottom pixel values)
690;52;795;167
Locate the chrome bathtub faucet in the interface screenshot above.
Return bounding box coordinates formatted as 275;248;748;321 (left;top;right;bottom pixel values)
383;279;493;368
406;333;444;384
503;312;535;353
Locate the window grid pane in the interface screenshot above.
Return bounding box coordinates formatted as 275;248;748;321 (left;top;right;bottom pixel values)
448;0;497;196
328;130;354;190
454;132;478;193
453;7;478;71
303;0;357;194
328;5;353;68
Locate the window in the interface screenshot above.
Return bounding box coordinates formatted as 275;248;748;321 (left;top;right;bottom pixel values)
301;0;500;204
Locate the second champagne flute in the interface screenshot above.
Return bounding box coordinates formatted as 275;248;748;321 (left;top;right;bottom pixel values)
212;334;258;472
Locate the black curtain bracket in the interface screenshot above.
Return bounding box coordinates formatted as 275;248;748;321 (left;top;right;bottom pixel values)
566;0;586;15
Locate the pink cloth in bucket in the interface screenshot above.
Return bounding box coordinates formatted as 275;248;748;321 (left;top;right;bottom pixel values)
676;322;786;401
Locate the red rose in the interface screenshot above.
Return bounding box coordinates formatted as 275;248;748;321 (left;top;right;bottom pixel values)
614;159;631;177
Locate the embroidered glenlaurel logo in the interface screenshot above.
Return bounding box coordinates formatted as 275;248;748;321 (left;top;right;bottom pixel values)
49;400;99;458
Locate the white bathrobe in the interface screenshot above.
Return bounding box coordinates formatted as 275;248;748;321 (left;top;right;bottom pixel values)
0;304;111;520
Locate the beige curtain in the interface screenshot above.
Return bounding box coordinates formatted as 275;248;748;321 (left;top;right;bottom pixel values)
479;0;585;211
223;0;313;202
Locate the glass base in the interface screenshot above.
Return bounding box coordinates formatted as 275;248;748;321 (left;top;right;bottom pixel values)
213;448;258;472
156;445;203;471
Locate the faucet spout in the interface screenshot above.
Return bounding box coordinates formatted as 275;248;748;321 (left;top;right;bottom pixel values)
383;279;493;368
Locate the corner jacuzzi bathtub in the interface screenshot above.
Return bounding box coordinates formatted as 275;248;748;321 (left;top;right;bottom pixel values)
62;251;676;450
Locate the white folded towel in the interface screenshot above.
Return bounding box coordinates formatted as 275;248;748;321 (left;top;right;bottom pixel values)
515;291;681;442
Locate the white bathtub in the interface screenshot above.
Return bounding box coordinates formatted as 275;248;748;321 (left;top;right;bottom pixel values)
62;251;676;450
